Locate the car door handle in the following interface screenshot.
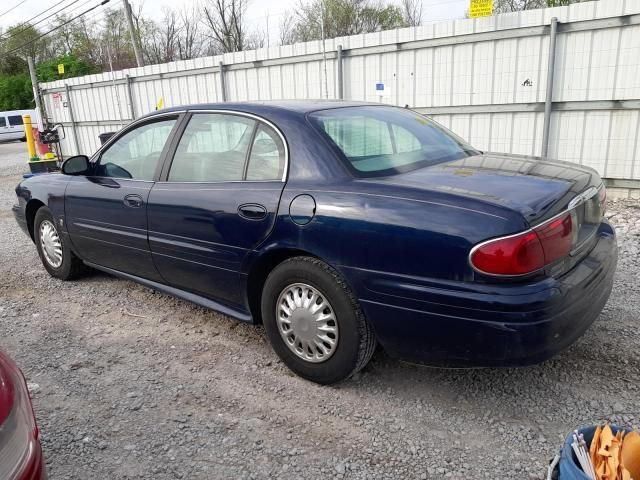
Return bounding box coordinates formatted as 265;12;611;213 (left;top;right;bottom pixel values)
123;194;143;208
238;203;267;220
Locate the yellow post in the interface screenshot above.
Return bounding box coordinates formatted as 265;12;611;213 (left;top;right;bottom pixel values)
23;114;38;160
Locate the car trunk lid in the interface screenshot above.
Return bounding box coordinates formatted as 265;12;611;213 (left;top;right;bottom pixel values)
362;153;606;276
366;153;603;224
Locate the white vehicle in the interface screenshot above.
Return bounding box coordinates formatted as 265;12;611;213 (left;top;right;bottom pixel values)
0;109;38;142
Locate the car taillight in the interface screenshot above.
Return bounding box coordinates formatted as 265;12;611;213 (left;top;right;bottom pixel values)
0;354;39;480
470;211;576;276
534;211;575;264
598;185;607;213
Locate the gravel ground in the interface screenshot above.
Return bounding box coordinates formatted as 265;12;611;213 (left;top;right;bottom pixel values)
1;140;639;480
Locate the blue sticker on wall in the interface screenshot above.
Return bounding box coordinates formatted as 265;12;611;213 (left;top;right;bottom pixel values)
375;83;384;91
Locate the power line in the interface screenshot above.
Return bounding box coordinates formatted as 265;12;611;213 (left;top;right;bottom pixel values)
1;0;66;33
0;0;111;59
0;0;27;18
60;3;106;30
1;0;84;42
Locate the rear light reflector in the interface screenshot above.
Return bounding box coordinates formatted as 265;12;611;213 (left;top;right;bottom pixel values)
0;354;39;480
470;211;576;276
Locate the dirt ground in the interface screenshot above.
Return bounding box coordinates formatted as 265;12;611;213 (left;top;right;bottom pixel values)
1;140;639;479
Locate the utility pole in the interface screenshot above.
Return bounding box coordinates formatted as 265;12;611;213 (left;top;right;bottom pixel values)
27;57;45;131
122;0;144;67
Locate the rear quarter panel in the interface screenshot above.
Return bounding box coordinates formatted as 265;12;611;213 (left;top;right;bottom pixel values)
258;180;528;283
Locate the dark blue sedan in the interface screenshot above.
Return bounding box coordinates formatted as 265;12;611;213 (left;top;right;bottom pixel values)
13;101;617;384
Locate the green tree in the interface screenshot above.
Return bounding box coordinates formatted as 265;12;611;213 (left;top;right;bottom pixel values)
0;73;33;110
0;54;28;75
37;54;97;82
492;0;586;13
48;14;101;68
2;23;49;62
289;0;411;43
100;8;137;70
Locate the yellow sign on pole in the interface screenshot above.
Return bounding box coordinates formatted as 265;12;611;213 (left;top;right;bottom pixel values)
57;63;65;75
470;0;492;17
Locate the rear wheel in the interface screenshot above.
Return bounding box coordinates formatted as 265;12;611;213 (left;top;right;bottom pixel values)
261;256;376;384
34;207;84;280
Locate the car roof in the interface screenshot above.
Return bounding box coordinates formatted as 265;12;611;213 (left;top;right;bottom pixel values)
144;100;384;119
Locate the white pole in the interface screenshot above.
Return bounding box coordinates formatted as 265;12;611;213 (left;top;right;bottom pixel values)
321;6;328;99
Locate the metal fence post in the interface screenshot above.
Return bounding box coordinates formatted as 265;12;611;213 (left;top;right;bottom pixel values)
218;61;227;102
337;45;344;100
125;74;136;120
541;17;558;158
64;84;80;155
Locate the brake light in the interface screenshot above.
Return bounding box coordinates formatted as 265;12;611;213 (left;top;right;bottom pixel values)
0;353;39;480
534;212;574;264
470;211;575;276
598;185;607;213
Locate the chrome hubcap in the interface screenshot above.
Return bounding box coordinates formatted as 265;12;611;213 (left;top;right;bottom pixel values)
276;283;339;363
39;220;63;268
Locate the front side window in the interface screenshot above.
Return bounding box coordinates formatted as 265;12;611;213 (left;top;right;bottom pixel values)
8;115;23;126
309;106;479;177
97;118;176;180
169;114;255;182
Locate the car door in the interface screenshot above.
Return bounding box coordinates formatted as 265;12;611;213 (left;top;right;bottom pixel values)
6;115;25;141
65;114;181;281
147;111;287;308
0;116;9;141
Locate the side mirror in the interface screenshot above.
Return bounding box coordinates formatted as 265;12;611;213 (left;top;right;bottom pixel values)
61;155;90;175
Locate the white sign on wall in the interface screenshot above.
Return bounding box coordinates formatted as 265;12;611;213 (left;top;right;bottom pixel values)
375;82;386;97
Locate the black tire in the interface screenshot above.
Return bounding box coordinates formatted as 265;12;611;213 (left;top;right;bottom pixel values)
261;256;376;384
20;137;27;142
33;206;84;280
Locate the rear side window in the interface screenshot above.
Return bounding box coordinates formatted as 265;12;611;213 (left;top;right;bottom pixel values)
245;124;285;181
169;113;255;182
0;117;6;127
168;113;286;182
309;106;479;177
8;115;23;126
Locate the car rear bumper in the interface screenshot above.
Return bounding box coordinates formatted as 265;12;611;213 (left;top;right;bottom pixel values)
340;220;617;367
18;438;47;480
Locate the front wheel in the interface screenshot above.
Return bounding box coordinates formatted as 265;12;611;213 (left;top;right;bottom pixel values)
34;207;84;280
261;257;376;384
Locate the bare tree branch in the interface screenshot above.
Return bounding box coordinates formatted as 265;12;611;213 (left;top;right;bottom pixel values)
202;0;249;53
400;0;422;27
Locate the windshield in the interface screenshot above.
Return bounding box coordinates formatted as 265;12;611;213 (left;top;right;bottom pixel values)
309;106;480;177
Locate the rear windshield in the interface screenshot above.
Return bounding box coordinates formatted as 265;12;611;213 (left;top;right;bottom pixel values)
309;106;479;177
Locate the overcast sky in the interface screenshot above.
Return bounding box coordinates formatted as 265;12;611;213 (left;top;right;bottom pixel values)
1;0;469;45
